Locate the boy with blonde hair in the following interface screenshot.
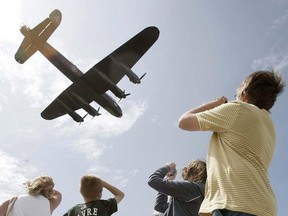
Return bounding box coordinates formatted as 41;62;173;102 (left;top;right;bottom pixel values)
63;174;124;216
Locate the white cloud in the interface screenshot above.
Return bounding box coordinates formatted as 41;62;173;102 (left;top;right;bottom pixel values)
252;52;288;71
0;93;7;113
0;43;49;107
87;165;111;174
14;127;39;139
61;100;147;184
0;0;22;43
113;169;139;188
151;114;161;125
271;9;288;29
54;99;148;137
86;167;138;188
61;100;148;160
0;151;37;201
72;138;107;160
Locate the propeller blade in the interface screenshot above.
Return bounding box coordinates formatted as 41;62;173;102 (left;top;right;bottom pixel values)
122;90;131;99
83;113;88;120
97;107;101;115
139;73;147;81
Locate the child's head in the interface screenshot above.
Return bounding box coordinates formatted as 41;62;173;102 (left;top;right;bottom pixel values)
182;159;207;183
236;70;285;111
80;174;103;201
25;176;54;198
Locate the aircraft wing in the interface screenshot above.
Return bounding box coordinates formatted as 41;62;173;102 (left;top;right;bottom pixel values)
15;9;62;64
41;83;93;120
80;26;160;94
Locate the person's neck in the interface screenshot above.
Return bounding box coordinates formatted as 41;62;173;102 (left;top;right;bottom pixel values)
84;197;99;203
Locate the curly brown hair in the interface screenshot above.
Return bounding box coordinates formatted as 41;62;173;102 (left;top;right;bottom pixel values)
182;159;207;183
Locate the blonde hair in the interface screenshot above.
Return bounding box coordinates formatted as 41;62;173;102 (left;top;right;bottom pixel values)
182;159;207;183
80;174;103;200
25;176;54;198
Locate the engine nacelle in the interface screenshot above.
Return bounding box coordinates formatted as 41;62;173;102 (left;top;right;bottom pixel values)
57;98;84;122
69;91;100;117
109;55;142;84
119;63;140;84
93;68;128;99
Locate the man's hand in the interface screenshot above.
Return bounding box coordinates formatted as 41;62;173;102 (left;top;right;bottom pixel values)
166;162;177;180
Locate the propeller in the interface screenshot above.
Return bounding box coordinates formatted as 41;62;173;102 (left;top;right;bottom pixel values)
124;92;131;98
83;113;88;119
97;107;101;115
139;73;147;81
118;91;131;102
79;113;88;125
91;107;101;119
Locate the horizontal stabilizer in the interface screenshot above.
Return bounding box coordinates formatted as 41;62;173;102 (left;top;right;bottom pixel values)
15;9;62;64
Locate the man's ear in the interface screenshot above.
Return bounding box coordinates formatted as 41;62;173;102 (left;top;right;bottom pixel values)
241;93;249;102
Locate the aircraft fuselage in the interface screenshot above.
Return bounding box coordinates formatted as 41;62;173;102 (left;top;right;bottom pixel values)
21;28;122;118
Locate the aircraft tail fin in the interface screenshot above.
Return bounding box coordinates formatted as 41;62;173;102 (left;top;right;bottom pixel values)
15;9;62;64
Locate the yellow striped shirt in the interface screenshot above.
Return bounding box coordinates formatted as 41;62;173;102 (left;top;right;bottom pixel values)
196;101;277;216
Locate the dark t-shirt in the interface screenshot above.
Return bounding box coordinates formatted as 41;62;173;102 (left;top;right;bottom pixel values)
63;198;118;216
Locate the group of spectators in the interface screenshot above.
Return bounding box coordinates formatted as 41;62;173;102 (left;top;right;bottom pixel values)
0;70;285;216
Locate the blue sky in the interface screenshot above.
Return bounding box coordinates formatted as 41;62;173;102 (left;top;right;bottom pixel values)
0;1;287;215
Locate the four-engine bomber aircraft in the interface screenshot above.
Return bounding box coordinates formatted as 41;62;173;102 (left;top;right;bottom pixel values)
15;9;159;123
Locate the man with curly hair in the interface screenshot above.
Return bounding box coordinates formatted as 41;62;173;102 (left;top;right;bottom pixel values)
148;159;207;216
0;176;62;216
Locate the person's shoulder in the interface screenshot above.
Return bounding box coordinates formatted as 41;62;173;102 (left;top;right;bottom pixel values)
230;100;253;107
192;181;205;188
96;198;117;209
64;203;85;215
101;198;117;204
176;181;205;196
94;198;116;204
185;180;205;186
231;100;263;112
226;100;243;106
222;100;247;111
177;180;199;187
68;203;86;211
17;194;27;198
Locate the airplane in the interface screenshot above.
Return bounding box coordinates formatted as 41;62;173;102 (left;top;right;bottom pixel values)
15;9;159;123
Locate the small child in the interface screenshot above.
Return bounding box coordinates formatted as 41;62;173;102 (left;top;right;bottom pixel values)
63;174;124;216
